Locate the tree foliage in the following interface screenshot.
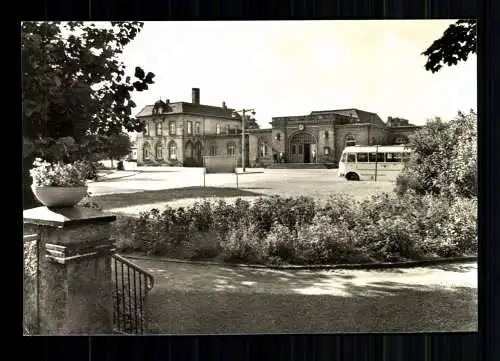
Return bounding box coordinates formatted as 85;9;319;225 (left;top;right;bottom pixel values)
244;114;260;129
422;20;476;73
22;21;155;143
396;110;477;198
102;133;133;161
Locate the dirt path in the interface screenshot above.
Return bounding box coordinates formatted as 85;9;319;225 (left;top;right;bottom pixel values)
131;259;477;334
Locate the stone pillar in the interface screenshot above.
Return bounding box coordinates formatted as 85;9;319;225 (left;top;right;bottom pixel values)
23;206;117;335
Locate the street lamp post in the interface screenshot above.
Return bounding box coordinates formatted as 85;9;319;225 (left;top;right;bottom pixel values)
234;108;255;172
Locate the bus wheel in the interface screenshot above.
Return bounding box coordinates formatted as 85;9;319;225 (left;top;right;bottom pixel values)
346;172;359;181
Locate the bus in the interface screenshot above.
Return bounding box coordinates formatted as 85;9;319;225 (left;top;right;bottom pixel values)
338;145;412;181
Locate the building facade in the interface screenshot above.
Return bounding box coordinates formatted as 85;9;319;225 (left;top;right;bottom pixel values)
135;88;421;167
247;110;421;167
136;88;249;167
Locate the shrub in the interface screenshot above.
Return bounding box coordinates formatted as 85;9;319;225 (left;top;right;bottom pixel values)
295;215;362;264
439;197;478;256
113;192;477;265
265;222;297;263
358;216;420;262
397;110;477;198
219;223;268;264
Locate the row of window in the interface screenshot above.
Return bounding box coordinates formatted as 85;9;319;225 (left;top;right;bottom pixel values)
342;152;410;163
145;122;242;137
144;121;202;137
142;141;240;160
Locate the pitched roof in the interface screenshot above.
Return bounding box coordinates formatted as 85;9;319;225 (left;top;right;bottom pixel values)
135;102;237;118
310;108;386;127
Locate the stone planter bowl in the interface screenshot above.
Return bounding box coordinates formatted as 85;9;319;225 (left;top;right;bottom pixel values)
31;185;88;208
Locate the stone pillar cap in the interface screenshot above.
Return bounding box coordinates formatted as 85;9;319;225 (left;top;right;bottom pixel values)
23;206;116;228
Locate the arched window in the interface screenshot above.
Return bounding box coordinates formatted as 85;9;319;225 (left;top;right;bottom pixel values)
168;141;177;160
227;142;236;156
155;122;162;136
258;138;269;157
155;142;163;159
185;141;194;158
143;142;151;160
394;136;408;145
345;135;356;147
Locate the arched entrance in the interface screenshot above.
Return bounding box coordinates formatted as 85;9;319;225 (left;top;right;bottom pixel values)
194;141;203;165
289;132;317;163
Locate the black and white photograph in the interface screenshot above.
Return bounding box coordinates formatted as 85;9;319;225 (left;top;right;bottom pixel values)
22;20;477;335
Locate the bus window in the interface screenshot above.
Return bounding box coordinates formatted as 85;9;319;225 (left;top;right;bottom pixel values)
357;153;368;162
369;152;385;162
346;153;356;163
386;152;402;162
341;153;347;162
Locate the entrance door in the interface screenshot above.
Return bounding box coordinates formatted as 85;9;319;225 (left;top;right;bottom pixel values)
303;144;311;163
289;132;316;163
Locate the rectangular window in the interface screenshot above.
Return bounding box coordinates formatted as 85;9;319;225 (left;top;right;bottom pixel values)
216;124;221;135
356;153;369;162
226;125;230;134
298;145;303;155
346;153;356;163
187;121;192;135
385;152;402;162
195;122;201;135
324;147;330;155
291;145;297;155
324;131;329;139
156;122;162;136
169;121;176;135
144;124;150;136
369;152;386;162
209;146;216;156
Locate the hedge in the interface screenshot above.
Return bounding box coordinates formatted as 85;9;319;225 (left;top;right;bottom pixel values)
111;192;477;265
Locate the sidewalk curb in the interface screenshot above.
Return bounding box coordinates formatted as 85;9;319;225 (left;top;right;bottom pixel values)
92;171;143;182
122;254;477;271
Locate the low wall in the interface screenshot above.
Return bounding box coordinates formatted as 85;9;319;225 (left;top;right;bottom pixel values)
203;156;237;173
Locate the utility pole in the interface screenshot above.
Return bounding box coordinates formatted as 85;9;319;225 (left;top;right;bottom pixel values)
234;108;255;173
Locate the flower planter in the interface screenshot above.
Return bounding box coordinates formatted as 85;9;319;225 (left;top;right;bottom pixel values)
31;185;88;208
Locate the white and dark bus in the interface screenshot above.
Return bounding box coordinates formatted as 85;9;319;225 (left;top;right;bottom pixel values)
338;145;412;181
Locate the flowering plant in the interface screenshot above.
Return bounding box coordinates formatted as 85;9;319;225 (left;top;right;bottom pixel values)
29;158;91;187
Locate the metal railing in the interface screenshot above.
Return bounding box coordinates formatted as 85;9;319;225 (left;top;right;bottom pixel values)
112;254;155;334
23;234;40;335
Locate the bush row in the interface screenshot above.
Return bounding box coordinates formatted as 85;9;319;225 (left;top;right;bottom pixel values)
112;193;477;265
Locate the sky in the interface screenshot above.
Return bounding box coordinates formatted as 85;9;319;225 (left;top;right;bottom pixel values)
118;20;477;128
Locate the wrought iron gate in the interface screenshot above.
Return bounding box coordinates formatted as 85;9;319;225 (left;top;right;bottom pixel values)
112;254;154;334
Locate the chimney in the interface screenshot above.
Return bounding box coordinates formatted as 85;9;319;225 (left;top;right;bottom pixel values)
222;101;227;110
192;88;200;105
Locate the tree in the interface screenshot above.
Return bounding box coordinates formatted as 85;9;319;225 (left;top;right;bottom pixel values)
244;114;260;129
22;21;155;208
22;21;155;148
422;20;476;73
396;110;477;198
102;133;133;167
